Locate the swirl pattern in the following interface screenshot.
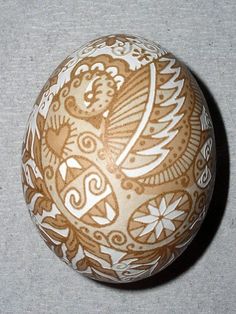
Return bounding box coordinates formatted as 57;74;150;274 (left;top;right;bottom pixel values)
21;34;216;283
77;132;97;153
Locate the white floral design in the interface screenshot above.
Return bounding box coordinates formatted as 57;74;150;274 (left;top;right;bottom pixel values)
134;196;184;239
74;245;161;283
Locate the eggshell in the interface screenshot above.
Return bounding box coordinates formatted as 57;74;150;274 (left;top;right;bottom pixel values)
21;34;216;283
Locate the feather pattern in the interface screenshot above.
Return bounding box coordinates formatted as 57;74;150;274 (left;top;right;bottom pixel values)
104;56;199;184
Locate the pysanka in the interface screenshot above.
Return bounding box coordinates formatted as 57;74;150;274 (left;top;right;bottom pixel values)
21;34;216;283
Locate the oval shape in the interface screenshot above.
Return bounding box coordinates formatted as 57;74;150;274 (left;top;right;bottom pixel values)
128;191;192;244
21;34;216;284
55;156;119;227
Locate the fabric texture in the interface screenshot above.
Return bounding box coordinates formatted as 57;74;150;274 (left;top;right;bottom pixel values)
0;1;235;313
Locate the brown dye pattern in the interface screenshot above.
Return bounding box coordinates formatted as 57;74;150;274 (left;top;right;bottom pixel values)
21;34;216;283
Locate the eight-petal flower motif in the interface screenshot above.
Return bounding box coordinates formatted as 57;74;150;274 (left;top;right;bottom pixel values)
134;196;184;239
129;192;191;244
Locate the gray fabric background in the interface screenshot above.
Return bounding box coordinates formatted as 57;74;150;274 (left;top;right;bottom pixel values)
0;1;235;313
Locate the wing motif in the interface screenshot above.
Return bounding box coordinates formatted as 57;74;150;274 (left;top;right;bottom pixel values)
104;56;190;184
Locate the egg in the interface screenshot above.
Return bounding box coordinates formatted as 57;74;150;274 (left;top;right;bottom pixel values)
21;34;216;283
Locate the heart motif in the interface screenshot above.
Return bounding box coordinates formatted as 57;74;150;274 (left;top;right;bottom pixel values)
45;124;70;157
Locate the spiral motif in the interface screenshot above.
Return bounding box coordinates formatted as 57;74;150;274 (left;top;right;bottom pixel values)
194;137;214;189
66;188;85;209
22;34;216;284
52;100;60;112
108;231;127;246
64;68;117;118
44;166;54;179
111;41;132;56
77;132;97;153
61;86;70;97
194;192;207;214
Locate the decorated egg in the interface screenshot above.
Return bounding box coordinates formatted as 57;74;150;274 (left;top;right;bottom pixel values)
21;34;216;283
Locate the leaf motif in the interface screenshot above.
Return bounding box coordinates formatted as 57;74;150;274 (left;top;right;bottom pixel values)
42;227;66;243
125;248;160;264
42;214;68;229
33;114;44;172
36;224;63;258
65;228;79;261
76;257;89;271
25;166;53;215
92;266;119;281
22;147;31;164
21;166;27;186
25;186;37;204
33;196;52;215
29;167;51;199
54;244;63;258
76;253;118;281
